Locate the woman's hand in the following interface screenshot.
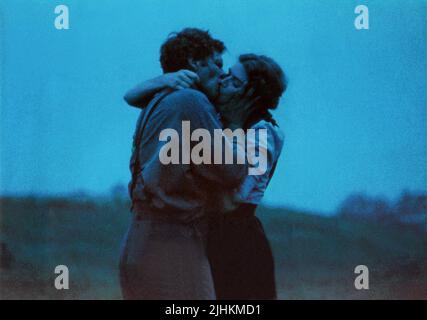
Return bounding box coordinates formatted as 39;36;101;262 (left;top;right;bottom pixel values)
160;70;199;90
124;70;199;107
219;88;260;130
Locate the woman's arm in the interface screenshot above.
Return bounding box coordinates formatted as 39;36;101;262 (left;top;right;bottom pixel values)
123;70;199;108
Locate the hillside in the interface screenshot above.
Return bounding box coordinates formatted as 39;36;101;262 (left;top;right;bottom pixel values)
1;197;426;299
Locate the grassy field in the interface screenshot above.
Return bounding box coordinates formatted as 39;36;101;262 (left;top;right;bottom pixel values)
1;197;427;300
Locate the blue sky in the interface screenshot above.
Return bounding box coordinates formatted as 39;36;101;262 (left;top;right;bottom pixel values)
1;0;426;214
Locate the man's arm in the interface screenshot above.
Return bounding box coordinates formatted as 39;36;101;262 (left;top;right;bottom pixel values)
124;70;199;108
170;89;248;188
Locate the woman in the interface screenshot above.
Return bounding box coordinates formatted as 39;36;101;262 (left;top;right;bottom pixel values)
124;54;287;299
208;54;285;300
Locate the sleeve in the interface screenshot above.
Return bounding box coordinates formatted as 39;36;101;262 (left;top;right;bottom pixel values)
168;89;248;188
234;122;281;204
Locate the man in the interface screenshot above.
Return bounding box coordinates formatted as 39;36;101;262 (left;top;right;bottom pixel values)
119;28;254;299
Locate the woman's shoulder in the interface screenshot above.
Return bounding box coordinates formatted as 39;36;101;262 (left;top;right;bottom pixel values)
250;119;285;143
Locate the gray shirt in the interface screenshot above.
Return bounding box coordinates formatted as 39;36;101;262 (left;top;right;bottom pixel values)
130;88;247;222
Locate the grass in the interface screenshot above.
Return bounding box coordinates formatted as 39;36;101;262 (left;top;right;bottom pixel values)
1;197;427;299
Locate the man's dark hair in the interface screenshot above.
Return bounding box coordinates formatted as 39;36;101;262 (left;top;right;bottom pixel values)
160;28;225;73
239;54;287;113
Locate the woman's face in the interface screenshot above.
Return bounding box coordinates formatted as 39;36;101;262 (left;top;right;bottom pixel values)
216;62;249;105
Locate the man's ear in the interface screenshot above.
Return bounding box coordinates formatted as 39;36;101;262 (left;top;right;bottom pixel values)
187;58;200;72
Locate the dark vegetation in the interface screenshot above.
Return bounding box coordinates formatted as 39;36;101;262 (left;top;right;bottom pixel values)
1;190;426;299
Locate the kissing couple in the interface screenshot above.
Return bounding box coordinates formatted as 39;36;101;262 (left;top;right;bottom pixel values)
119;28;286;300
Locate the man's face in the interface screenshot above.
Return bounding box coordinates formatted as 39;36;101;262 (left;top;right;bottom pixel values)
194;52;224;102
217;62;249;106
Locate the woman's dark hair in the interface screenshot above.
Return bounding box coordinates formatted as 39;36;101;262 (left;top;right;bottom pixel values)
160;28;225;73
239;54;287;126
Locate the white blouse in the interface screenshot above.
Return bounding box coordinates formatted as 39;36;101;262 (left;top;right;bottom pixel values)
234;119;285;205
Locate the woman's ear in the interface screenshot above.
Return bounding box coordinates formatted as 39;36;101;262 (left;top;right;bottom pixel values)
243;83;256;97
237;86;246;97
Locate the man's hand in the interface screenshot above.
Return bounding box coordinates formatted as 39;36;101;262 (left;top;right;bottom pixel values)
161;70;199;90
